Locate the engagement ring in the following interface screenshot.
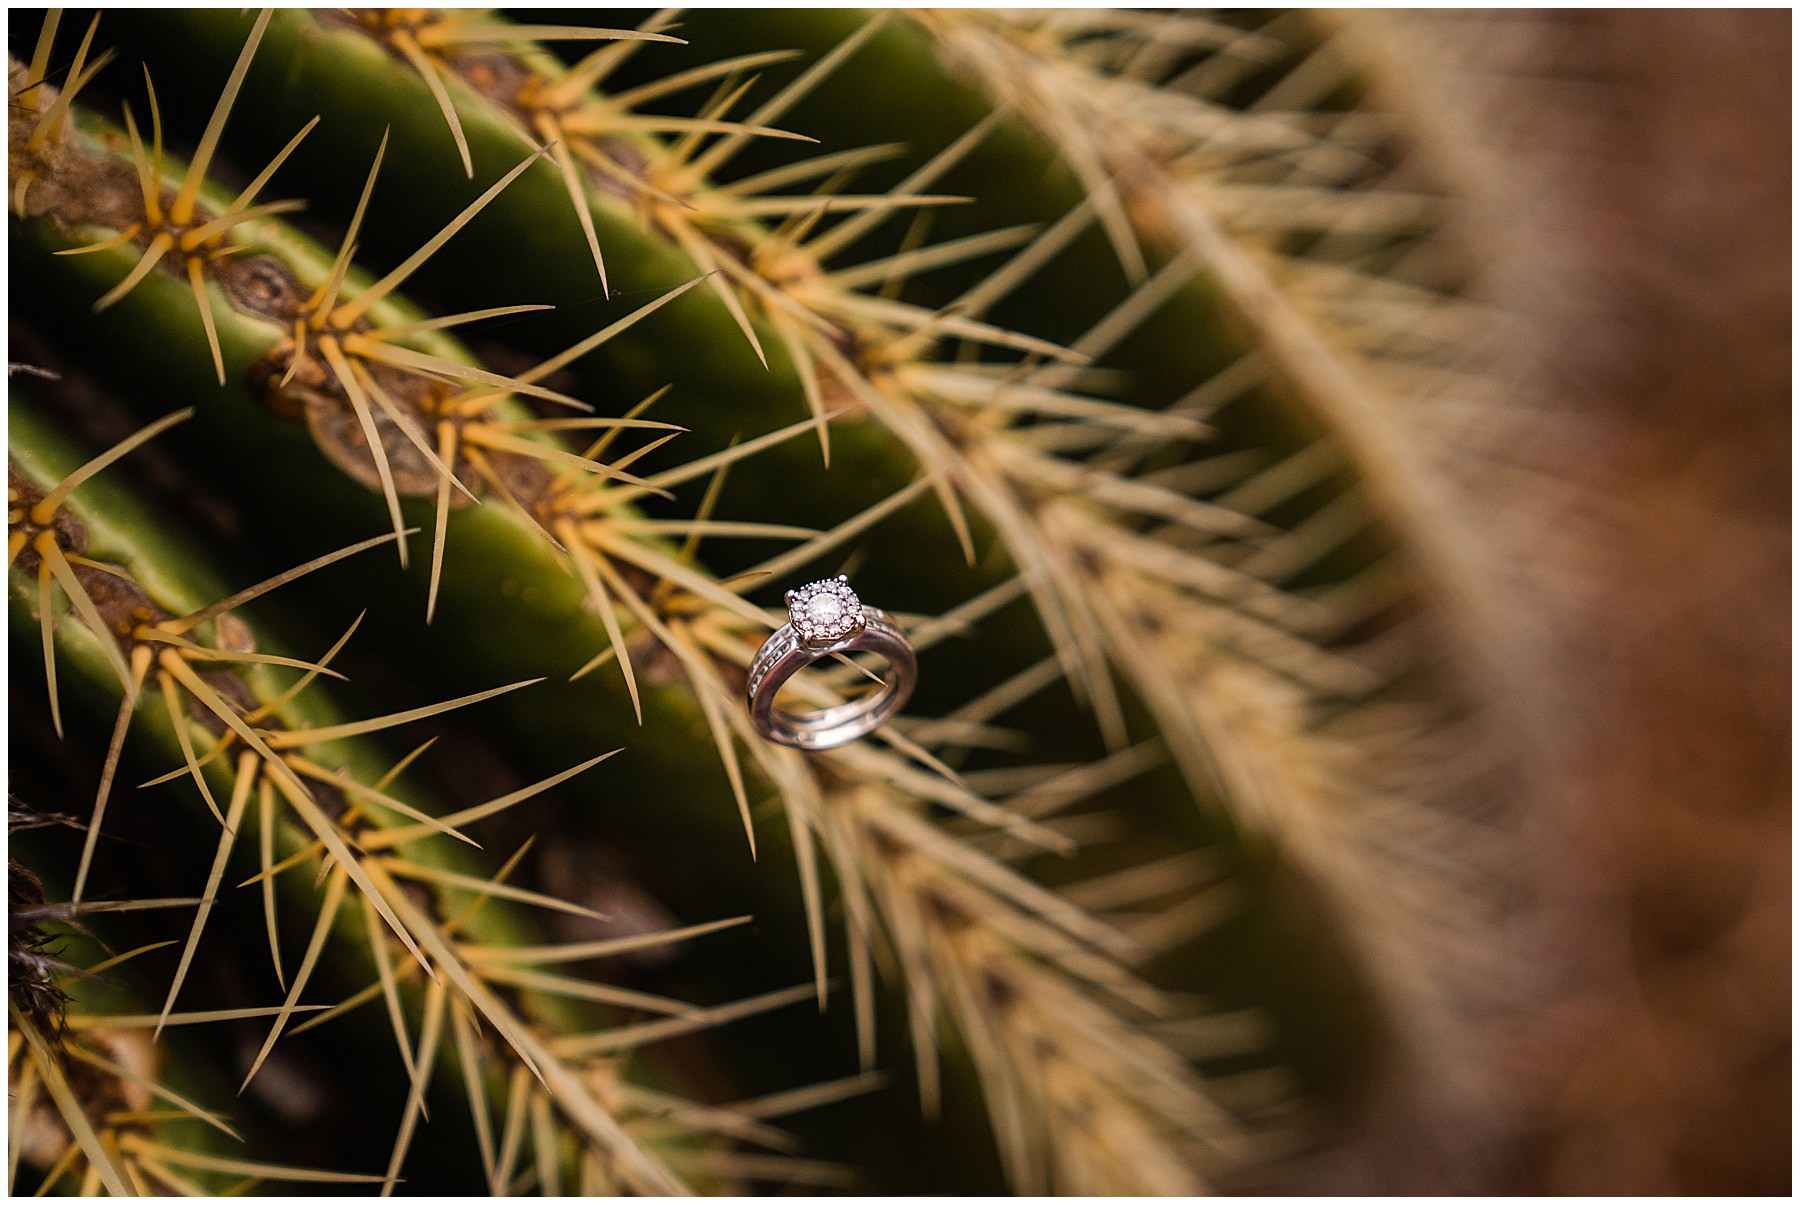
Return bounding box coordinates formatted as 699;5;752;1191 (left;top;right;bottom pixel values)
746;576;916;750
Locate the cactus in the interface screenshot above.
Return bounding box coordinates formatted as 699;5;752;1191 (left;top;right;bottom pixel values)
10;7;1787;1197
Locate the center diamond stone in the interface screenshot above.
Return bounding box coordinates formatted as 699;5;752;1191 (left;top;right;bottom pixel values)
787;577;864;647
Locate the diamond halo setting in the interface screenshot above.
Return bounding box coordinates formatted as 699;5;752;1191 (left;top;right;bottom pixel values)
786;575;864;648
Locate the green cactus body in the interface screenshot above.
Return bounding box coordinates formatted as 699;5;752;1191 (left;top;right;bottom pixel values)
4;5;1596;1197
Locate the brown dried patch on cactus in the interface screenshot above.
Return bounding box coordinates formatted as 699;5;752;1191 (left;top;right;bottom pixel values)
9;14;118;222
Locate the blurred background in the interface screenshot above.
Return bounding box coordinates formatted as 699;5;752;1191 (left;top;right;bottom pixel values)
1387;9;1790;1194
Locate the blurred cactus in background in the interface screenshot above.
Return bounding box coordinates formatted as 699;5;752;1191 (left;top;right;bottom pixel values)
8;8;1788;1196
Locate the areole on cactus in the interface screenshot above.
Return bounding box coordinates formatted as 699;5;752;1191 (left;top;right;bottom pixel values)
10;5;1787;1199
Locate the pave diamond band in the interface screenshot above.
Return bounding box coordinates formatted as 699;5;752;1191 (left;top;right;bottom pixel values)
748;578;916;750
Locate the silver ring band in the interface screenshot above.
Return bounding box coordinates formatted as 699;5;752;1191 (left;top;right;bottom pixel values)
747;585;915;750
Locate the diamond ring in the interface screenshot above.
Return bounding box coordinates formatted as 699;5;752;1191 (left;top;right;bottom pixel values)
746;576;916;750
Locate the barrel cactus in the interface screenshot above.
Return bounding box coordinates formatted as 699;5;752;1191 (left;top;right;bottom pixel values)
9;8;1786;1196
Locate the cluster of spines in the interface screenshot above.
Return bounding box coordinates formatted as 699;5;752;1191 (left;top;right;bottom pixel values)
6;388;898;1193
